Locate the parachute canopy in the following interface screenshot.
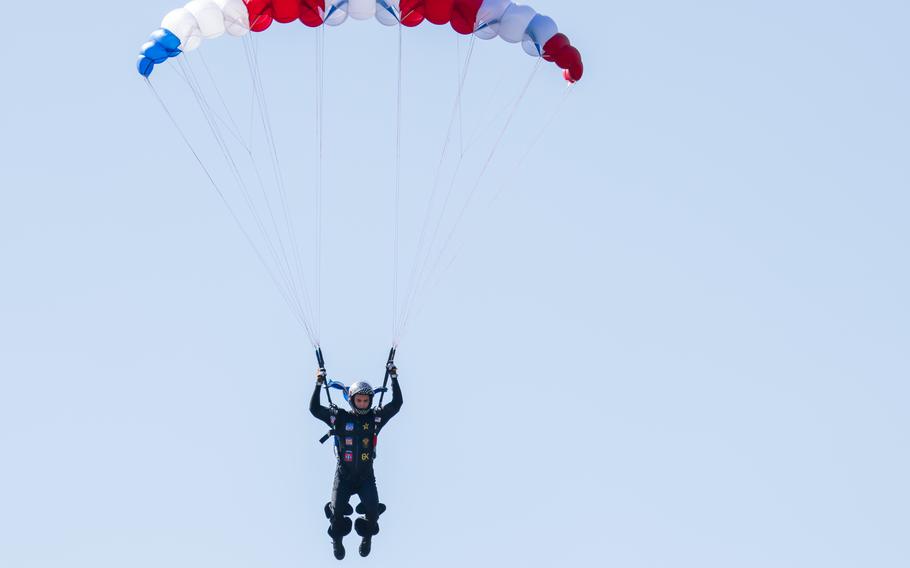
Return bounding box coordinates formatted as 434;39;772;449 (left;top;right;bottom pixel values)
137;0;584;82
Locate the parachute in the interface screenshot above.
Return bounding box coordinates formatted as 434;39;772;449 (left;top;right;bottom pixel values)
136;1;583;367
138;1;583;82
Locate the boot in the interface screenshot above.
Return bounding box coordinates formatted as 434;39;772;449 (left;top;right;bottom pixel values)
332;537;345;560
359;535;372;557
327;512;352;560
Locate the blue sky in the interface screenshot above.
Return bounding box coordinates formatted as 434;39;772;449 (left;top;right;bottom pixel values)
1;1;908;566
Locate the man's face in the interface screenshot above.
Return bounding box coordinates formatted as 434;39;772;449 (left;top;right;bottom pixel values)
353;394;371;410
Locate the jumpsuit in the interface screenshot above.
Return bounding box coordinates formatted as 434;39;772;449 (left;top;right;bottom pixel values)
310;376;402;539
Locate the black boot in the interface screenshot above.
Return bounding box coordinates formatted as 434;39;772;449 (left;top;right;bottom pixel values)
332;537;345;560
359;535;372;557
326;507;352;561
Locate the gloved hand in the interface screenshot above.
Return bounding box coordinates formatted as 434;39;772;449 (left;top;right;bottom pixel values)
387;365;398;379
316;368;327;384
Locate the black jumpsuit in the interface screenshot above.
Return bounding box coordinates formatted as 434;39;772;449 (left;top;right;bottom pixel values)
310;377;402;539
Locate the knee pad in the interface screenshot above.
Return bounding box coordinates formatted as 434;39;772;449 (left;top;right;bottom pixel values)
328;516;352;539
355;502;387;517
324;502;354;519
355;516;380;537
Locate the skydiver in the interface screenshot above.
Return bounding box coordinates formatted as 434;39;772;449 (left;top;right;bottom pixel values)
310;364;403;560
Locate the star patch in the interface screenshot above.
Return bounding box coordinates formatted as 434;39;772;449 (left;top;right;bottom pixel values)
362;423;370;431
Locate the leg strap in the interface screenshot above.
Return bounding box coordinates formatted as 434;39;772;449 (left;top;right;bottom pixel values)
328;516;352;539
355;502;387;517
355;516;380;537
325;501;354;519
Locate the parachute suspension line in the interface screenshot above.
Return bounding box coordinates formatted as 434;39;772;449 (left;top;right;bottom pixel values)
396;34;477;335
243;37;320;340
489;82;576;204
418;60;543;296
408;84;574;334
179;57;308;319
401;245;461;336
182;56;249;152
174;55;317;343
392;22;403;344
461;84;515;155
243;38;293;264
234;44;306;310
175;57;301;306
145;79;315;343
179;61;316;342
456;36;464;157
253;35;314;327
248;67;256;148
196;50;248;150
444;58;543;235
397;60;543;337
202;50;302;291
243;36;317;334
316;23;326;341
184;54;294;295
398;43;479;334
248;38;307;288
397;38;490;336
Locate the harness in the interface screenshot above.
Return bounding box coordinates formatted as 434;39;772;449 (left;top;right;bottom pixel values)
315;346;395;462
319;407;385;466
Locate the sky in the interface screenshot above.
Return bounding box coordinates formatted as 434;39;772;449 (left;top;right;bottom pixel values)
1;1;909;567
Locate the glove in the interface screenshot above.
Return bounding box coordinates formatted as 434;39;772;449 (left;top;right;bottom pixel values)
316;368;327;384
387;365;398;380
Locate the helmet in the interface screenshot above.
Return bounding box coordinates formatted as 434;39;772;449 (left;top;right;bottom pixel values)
347;382;374;415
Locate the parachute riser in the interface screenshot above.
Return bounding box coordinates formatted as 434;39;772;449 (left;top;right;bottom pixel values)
316;346;334;407
377;346;397;408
